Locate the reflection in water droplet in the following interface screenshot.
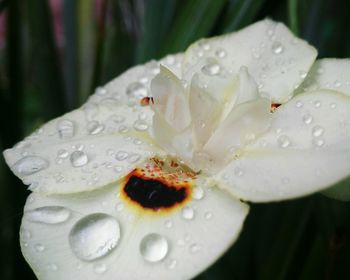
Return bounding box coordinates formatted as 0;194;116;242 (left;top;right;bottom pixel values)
140;233;168;263
88;121;105;135
57;119;75;139
25;206;71;224
182;206;195;220
69;213;121;261
70;151;89;167
57;149;69;158
13;156;49;176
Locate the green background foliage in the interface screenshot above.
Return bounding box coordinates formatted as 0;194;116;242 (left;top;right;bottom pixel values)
0;0;350;279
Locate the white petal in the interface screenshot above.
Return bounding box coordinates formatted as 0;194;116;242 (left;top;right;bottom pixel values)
3;55;184;194
299;58;350;96
20;179;248;280
202;98;271;169
217;89;350;202
3;103;163;194
150;65;191;132
183;19;317;103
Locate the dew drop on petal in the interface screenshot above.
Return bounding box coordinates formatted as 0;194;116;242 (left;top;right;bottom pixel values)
140;233;168;263
35;243;45;252
87;121;105;135
312;125;324;137
330;103;337;109
215;48;227;58
57;119;75;139
48;264;58;271
69;213;121;261
12;156;49;176
181;206;195;220
302;114;313;125
201;63;221;76
295;101;303;108
115;151;129;161
277;135;291;148
70;151;89;167
192;186;204;200
94;263;107;274
133;120;148;131
189;243;201;254
313;138;325;147
234;167;245;177
25;206;71;224
271;41;284;54
164;220;173;229
313;100;321;108
57;149;69;158
166;259;177;270
20;228;32;240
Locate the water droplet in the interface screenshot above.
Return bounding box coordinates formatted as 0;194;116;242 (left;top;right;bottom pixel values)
20;228;31;240
118;125;129;133
271;41;284;54
334;80;342;88
25;206;71;224
87;121;105;135
201;63;221;76
12;156;49;176
302;114;313;124
204;211;213;220
69;213;121;261
313;100;321;108
192;186;204;200
115;151;128;161
181;206;195;220
234;167;245;177
94;263;107;274
70;151;88;167
330;103;337;109
57;149;69;158
96;87;107;95
140;233;168;263
35;243;45;252
190;243;201;254
111;115;125;124
277;135;291;148
215;48;227;58
126;82;148;99
166;259;177;270
299;71;307;79
295;101;303;108
133;120;148;131
115;202;124;212
57;119;75;139
313;138;325;147
48;264;58;271
164;220;173;228
312;125;324;137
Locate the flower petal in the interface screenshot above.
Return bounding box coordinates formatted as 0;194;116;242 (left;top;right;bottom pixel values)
299;58;350;96
20;179;248;280
183;19;317;103
217;89;350;202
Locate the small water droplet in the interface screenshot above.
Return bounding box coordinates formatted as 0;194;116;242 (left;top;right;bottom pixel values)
192;186;204;200
277;135;291;148
330;103;337;109
302;114;313;124
234;167;245;177
115;151;129;161
313;138;325;147
114;166;123;173
96;87;107;95
48;264;58;271
295;101;303;108
69;213;121;261
215;48;226;58
164;220;173;228
312;125;324;137
140;233;168;263
35;243;45;252
20;228;31;240
94;263;107;274
25;206;71;224
87;121;105;135
166;259;177;270
133;120;148;131
126;82;148;99
181;206;195;220
70;151;89;167
189;243;201;254
299;71;307;79
115;202;124;212
201;63;221;76
271;41;284;54
334;80;342;88
57;119;75;139
313;100;321;108
57;149;69;158
128;154;141;163
204;211;213;220
12;156;49;176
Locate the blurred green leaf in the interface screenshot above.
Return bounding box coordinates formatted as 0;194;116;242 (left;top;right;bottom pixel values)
288;0;299;34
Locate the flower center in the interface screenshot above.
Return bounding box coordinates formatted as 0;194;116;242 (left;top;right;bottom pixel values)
121;158;196;212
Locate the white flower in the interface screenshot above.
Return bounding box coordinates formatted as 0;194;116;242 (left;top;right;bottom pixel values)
3;19;350;280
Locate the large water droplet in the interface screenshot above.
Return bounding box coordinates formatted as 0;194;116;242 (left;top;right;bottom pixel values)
312;125;324;137
126;82;148;99
69;213;121;261
25;206;71;224
201;63;221;76
70;151;89;167
181;206;195;220
140;233;168;263
12;156;49;176
57;119;75;139
271;41;284;54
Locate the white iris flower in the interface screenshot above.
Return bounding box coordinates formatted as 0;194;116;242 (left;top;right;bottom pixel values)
3;19;350;280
